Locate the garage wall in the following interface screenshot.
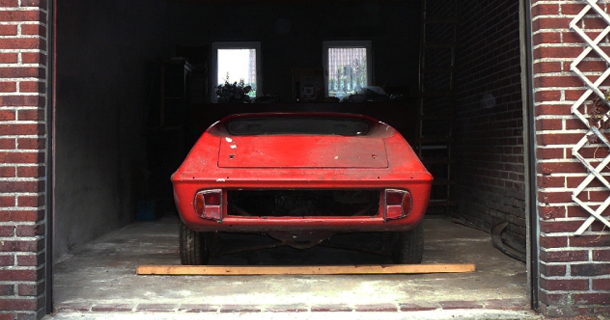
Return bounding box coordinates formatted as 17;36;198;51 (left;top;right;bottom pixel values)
54;1;170;260
532;1;610;317
164;0;421;102
453;1;526;246
0;0;49;318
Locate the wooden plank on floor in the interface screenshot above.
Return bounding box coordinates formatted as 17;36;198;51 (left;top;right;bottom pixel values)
136;264;476;276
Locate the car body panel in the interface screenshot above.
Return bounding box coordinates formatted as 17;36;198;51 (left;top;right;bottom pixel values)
172;113;433;233
218;136;388;168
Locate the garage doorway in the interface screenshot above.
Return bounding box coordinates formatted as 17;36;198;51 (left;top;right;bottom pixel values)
50;0;535;315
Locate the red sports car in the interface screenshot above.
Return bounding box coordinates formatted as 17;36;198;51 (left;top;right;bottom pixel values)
172;113;433;265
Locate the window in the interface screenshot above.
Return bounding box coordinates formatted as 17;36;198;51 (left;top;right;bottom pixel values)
226;116;371;136
211;42;262;102
323;41;372;97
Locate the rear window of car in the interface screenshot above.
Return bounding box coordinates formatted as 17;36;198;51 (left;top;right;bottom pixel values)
226;116;371;136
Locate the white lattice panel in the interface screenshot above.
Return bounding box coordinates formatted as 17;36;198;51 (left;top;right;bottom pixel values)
570;0;610;235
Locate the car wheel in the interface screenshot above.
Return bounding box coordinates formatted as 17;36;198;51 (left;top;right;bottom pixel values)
180;222;209;265
392;223;424;264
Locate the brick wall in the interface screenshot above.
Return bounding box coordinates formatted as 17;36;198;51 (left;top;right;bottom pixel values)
453;1;526;246
533;0;610;317
0;0;48;319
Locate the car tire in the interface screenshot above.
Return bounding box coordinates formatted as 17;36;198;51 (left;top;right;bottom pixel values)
180;222;209;265
392;223;424;264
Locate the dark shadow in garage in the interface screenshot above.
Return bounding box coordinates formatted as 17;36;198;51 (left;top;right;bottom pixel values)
53;0;529;312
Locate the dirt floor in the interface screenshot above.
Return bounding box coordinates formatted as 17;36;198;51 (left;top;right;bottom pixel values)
52;216;529;315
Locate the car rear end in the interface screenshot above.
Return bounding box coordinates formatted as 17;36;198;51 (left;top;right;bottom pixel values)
172;113;433;234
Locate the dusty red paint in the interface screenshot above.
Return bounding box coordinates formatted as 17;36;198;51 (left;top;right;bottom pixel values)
172;113;433;233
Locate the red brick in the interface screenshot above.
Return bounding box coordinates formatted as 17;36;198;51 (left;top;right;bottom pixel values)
0;52;18;63
561;3;586;15
575;190;610;202
535;91;561;102
0;255;14;266
540;250;588;262
571;263;610;276
567;206;598;219
539;290;569;306
20;24;45;36
537;162;585;175
19;82;44;93
0;67;44;78
592;279;610;290
534;17;572;30
540;264;566;277
0;0;18;6
533;3;559;15
564;89;586;101
569;60;608;73
536;118;562;130
540;220;585;233
17;283;43;296
538;176;564;188
0;240;42;252
536;148;564;160
16;166;44;178
21;0;47;8
534;47;584;60
17;109;44;121
0;124;45;135
573;293;610;305
0;38;44;50
0;10;43;21
16;253;41;266
593;249;610;261
0;152;44;164
538;191;572;204
17;138;44;150
0;95;43;107
0;298;36;310
540;278;589;291
0;195;14;207
0;138;16;149
0;270;36;281
15;224;43;236
0;284;14;296
564;118;589;130
0;166;15;177
534;73;584;86
21;52;45;64
0;210;44;222
17;195;44;208
533;61;561;72
537;133;584;146
540;235;568;248
0;82;16;93
539;206;566;219
566;177;602;188
570;235;610;247
0;226;14;236
0;110;15;121
0;24;16;35
536;105;572;116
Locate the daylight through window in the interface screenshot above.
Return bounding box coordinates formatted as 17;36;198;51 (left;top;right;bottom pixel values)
217;49;257;97
324;41;372;97
212;42;261;101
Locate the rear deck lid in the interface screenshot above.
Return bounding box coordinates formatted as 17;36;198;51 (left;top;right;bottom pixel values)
218;136;388;168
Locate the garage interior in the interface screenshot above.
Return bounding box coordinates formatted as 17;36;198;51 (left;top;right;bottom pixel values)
52;0;530;313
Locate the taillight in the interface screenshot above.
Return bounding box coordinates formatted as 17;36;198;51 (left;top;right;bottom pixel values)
384;189;412;220
194;189;222;221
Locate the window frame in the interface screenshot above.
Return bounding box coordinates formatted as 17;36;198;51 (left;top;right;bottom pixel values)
323;40;373;97
211;42;263;102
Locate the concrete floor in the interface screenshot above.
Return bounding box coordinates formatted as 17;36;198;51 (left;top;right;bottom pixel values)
51;216;531;317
